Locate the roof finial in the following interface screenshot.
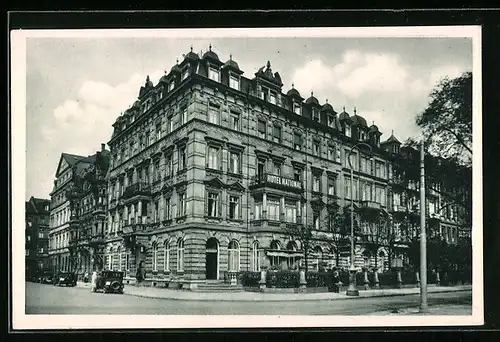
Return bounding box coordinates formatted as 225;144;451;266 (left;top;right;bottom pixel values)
209;43;212;51
343;106;346;112
230;53;232;60
372;120;375;125
311;91;314;97
164;70;167;75
190;45;193;52
291;82;295;88
176;58;179;65
353;106;357;115
267;60;271;68
326;99;328;103
391;129;394;136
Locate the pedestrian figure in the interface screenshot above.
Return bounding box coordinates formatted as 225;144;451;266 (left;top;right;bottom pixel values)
136;261;146;284
91;270;98;292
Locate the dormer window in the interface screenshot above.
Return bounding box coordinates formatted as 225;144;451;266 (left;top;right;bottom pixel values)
229;74;239;90
181;68;189;81
328;116;335;128
269;92;277;105
168;80;175;91
294;103;301;115
345;125;351;138
208;67;219;82
313;109;319;122
359;131;366;141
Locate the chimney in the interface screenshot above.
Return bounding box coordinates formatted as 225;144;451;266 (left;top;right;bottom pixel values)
101;143;106;151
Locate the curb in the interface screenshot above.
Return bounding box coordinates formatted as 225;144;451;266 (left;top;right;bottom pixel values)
74;283;471;302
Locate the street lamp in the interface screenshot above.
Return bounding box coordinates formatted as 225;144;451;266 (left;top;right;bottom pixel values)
346;142;373;296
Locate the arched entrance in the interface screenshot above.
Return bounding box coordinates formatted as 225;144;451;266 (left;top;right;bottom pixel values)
205;238;219;280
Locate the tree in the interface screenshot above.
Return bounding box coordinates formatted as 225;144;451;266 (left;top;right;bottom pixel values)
284;222;313;275
416;71;472;165
326;205;350;267
361;210;390;269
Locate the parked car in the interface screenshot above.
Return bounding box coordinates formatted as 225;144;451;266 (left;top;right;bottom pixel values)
38;272;53;284
92;271;124;294
53;272;77;287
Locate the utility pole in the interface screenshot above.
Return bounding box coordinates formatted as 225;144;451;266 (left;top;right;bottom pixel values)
419;139;428;312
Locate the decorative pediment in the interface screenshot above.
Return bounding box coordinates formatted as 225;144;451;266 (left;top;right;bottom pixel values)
311;166;323;175
326;170;338;178
227;181;245;192
205;136;225;147
151;151;162;161
174;137;188;147
291;160;306;169
204;177;225;189
162;144;174;154
227;142;245;152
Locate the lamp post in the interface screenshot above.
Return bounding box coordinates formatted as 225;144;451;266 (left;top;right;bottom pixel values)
346;142;373;296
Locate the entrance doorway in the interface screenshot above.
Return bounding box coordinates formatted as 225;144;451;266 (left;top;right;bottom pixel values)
205;238;219;280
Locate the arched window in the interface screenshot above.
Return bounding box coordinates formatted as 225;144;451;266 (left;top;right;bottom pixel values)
228;240;240;272
269;240;281;267
177;238;184;272
152;242;158;272
164;240;170;272
252;241;260;272
286;241;298;270
313;246;323;271
118;246;123;271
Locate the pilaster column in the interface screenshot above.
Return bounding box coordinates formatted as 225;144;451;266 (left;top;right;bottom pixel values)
138;201;143;224
262;192;267;220
280;197;285;221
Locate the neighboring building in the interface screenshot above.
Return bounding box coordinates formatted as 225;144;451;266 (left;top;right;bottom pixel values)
104;46;400;289
48;144;110;277
25;197;51;278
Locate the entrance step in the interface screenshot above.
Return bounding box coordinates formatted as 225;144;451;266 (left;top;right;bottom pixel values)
191;281;244;292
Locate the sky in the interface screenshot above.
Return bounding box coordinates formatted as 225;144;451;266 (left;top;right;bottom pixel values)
25;34;473;200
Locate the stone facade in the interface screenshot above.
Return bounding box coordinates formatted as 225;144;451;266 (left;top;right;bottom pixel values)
102;46;469;287
25;197;51;278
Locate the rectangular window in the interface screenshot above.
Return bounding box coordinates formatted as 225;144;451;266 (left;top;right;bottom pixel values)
164;198;171;220
167;116;173;133
207;146;219;170
154;201;159;222
258;120;266;138
254;202;263;220
181;108;188;125
229;75;239;90
294;103;301;115
328;147;334;160
267;199;280;221
207;192;219;217
178;146;186;171
178;193;186;217
154;161;160;182
273;125;281;143
145;131;150;147
269;92;277;105
313;212;320;230
313;109;319;121
273;163;281;176
181;69;189;80
208;103;219;124
156;124;162;142
209;67;219;82
345;125;351;137
293;168;302;181
293;133;302;151
328;177;336;196
257;160;265;179
165;153;173;177
344;179;351;200
38;232;44;239
328;116;335;128
313;175;321;192
229;151;240;174
230;112;240;131
168;81;175;91
229;196;239;219
27;235;31;242
285;205;297;223
313;141;320;156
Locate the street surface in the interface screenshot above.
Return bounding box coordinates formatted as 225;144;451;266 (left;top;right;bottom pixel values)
25;282;472;315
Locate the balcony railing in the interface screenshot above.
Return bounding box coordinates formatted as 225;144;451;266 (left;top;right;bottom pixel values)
250;174;303;191
121;182;151;199
360;200;381;210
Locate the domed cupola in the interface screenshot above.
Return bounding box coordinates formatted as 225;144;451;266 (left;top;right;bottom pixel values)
255;61;283;87
170;59;181;74
338;106;351;122
321;99;335;113
223;54;244;75
350;107;368;127
138;75;155;98
183;46;200;61
202;44;224;68
286;83;303;100
305;91;319;106
369;122;379;133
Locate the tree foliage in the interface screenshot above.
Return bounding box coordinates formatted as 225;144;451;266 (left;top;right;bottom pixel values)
283;222;313;275
416;71;472;165
325;206;350;267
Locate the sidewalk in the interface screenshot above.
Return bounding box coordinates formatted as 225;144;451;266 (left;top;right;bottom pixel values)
374;304;472;316
76;282;472;302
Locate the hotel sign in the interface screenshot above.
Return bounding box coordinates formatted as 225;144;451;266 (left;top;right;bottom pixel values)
265;174;302;189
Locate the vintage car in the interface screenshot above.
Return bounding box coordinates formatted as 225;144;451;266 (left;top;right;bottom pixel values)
38;272;53;284
53;272;77;287
92;271;124;294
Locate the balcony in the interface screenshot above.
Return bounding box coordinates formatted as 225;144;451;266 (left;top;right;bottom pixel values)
360;200;381;210
121;217;148;235
121;182;151;200
250;174;303;192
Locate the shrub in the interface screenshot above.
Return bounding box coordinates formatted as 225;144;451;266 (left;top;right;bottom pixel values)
238;271;261;287
266;270;300;288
